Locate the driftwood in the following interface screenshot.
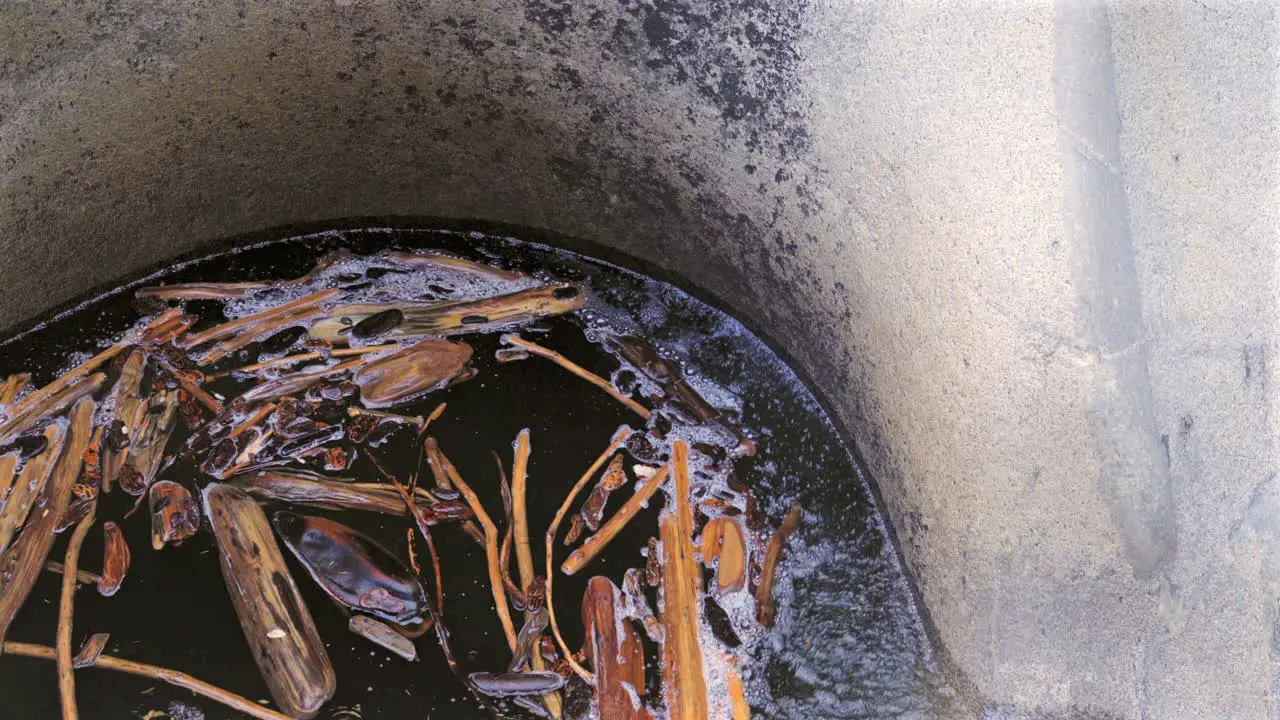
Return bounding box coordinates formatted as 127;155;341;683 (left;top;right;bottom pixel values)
137;249;354;300
237;357;370;405
118;390;178;495
0;397;95;644
441;443;519;653
0;308;183;444
0;423;65;554
308;284;586;344
582;576;653;719
45;562;101;586
658;440;708;720
351;339;474;408
203;483;336;719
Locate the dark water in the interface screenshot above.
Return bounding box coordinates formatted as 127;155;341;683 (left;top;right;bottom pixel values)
0;225;958;718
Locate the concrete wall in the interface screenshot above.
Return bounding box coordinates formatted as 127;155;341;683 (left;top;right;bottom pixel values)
2;1;1274;716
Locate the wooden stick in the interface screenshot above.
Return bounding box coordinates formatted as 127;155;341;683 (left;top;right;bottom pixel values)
57;502;96;720
0;373;30;407
442;448;517;650
385;250;525;281
544;426;632;684
0;308;181;442
136;281;272;300
0;423;63;554
501;335;651;419
496;456;520;596
203;484;336;718
391;480;446;622
178;288;339;349
659;440;708;720
561;464;670;576
727;664;751;720
756;502;803;628
0;397;95;645
423;525;444;619
425;439;486;546
45;561;101;586
2;641;293;720
582;576;653;720
510;429;562;718
443;445;519;653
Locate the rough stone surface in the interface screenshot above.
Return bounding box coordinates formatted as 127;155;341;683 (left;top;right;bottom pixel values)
1;1;1275;717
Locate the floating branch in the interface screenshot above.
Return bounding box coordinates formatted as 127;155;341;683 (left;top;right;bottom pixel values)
203;483;336;719
3;641;294;720
501;335;651;420
0;423;65;554
385;250;525;281
756;502;803;628
0;397;95;644
57;501;96;720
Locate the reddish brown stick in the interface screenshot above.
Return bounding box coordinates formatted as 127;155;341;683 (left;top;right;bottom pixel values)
0;397;95;644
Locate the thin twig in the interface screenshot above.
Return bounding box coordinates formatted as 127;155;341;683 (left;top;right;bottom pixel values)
58;502;97;720
441;443;519;653
511;429;563;718
2;642;292;720
423;525;445;620
501;335;651;419
495;454;520;596
561;464;670;576
545;426;632;684
44;562;102;586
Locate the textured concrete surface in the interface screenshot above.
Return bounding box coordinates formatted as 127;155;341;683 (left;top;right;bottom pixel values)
1;1;1276;716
